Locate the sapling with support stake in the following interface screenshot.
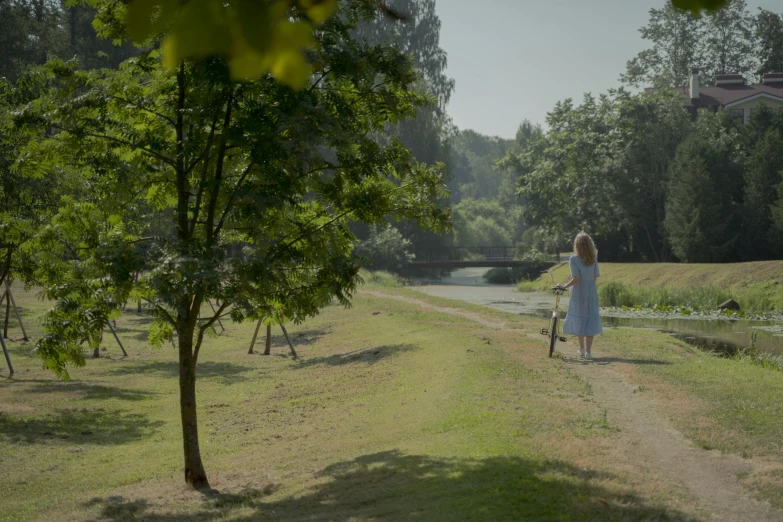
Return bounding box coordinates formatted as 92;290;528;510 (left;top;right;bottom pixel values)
16;1;448;489
0;333;13;376
0;279;29;342
248;318;298;359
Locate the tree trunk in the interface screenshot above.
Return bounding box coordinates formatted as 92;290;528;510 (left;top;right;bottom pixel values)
178;330;210;489
70;6;76;48
263;324;272;355
3;290;10;339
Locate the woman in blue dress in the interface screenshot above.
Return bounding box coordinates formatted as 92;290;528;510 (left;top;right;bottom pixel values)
559;232;603;360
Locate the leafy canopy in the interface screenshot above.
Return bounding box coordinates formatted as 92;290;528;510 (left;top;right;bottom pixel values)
13;3;449;379
80;0;729;89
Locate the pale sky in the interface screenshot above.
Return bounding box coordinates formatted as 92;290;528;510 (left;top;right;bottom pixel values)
436;0;779;138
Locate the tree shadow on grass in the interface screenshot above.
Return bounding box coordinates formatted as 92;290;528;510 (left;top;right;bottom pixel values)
0;408;163;445
105;361;254;385
19;382;157;402
288;328;329;346
84;450;691;521
293;344;417;369
112;315;154;342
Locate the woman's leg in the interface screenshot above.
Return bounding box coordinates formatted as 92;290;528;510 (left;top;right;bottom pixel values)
578;336;585;355
586;336;594;354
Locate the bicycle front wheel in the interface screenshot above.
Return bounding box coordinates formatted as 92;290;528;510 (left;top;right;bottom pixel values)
549;316;558;358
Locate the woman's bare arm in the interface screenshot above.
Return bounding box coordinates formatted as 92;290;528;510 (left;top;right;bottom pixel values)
560;276;580;289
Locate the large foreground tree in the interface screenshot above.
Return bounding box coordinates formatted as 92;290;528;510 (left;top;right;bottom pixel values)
14;1;448;489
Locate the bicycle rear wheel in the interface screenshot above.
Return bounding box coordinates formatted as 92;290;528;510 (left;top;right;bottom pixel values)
549;316;558;357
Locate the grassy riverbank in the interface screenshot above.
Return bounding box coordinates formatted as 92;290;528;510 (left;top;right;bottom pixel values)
517;261;783;312
1;283;782;519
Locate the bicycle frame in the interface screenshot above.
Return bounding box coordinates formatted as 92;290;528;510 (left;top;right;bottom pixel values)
540;270;568;356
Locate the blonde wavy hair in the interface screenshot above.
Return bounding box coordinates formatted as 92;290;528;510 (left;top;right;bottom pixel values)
574;232;597;266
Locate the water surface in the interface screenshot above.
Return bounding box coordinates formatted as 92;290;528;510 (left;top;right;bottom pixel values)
411;268;783;356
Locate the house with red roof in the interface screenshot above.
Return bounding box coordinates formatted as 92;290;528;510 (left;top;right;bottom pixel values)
651;70;783;124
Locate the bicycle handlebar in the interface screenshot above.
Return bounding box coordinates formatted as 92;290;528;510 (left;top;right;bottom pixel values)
541;270;555;285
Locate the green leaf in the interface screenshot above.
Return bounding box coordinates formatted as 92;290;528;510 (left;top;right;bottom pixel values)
300;0;338;25
125;0;165;41
671;0;729;15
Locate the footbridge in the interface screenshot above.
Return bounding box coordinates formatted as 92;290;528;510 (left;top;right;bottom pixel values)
406;247;560;269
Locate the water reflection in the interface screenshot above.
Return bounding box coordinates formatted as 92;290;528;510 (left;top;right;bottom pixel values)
411;268;783;356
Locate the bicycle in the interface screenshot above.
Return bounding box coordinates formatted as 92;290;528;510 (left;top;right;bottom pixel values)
540;270;568;357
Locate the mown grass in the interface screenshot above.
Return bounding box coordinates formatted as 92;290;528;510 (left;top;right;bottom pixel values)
397;286;783;506
593;326;783;461
0;282;697;521
517;260;783;312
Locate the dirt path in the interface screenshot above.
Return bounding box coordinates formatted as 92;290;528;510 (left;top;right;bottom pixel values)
566;355;780;522
361;291;507;330
363;290;783;522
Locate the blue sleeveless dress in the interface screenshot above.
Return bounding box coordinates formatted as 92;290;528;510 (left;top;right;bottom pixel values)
563;256;603;337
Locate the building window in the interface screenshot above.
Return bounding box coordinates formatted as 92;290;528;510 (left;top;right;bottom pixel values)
730;108;745;124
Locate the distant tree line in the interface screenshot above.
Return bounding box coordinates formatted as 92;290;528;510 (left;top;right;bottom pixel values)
0;0;138;81
504;90;783;263
499;1;783;263
623;0;783;87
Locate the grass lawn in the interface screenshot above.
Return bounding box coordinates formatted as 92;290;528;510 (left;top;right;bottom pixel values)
1;282;782;519
517;260;783;311
538;260;783;289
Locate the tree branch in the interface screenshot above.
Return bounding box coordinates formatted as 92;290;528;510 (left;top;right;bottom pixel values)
50;124;176;167
127;236;167;245
189;110;221;236
175;62;189;245
143;298;177;326
213;160;255;237
194;300;230;362
205;88;234;247
110;95;176;127
277;181;414;251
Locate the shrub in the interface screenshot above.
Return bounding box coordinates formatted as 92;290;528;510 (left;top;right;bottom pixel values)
598;281;735;310
737;281;783;312
354;226;413;274
483;268;518;284
360;270;405;288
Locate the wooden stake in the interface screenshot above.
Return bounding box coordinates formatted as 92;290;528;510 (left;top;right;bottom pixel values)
107;321;128;357
279;323;298;359
5;281;28;341
248;318;262;354
263;324;272;355
3;288;9;339
207;299;225;332
0;332;13;376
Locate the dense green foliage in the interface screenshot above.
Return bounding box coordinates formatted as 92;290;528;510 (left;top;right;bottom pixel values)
0;0;137;82
353;0;455;264
623;1;782;87
355;226;414;273
508;90;783;262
